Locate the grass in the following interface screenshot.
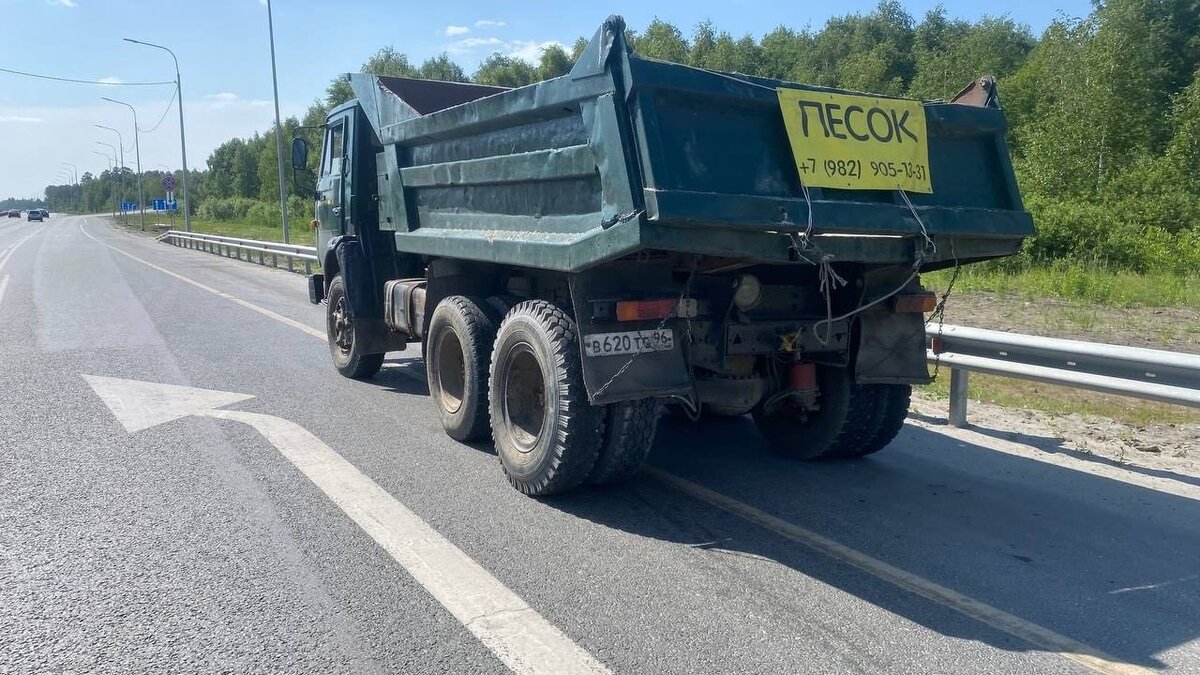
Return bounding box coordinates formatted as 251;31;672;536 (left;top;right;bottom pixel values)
186;217;315;247
924;262;1200;310
920;370;1200;427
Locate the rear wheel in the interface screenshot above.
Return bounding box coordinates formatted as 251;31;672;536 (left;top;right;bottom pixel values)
752;365;873;460
426;296;497;442
326;274;384;379
589;398;659;484
489;300;603;496
843;384;911;458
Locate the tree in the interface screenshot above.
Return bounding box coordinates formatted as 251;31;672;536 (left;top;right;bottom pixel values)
908;12;1034;100
473;54;538;87
418;53;469;82
760;26;813;81
537;44;573;80
633;19;690;64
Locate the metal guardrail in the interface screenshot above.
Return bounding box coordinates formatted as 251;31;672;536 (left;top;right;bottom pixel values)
158;230;317;274
927;324;1200;426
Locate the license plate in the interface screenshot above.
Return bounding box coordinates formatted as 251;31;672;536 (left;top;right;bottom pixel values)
583;329;674;358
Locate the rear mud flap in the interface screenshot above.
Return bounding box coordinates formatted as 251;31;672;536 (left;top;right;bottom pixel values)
569;272;694;405
855;312;932;385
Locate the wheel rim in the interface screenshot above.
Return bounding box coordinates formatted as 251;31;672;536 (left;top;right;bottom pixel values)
501;343;547;453
434;329;466;414
330;296;352;354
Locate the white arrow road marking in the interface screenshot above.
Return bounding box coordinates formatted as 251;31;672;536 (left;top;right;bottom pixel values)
83;375;610;675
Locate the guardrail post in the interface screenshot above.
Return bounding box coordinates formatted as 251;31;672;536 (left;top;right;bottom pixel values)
304;260;311;275
948;368;969;427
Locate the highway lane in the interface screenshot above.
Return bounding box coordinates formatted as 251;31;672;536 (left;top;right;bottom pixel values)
2;214;1197;674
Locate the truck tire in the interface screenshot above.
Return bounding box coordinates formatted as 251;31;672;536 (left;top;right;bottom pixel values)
752;365;860;460
820;384;887;459
844;384;912;458
326;274;384;379
426;296;498;442
588;398;659;485
489;300;603;496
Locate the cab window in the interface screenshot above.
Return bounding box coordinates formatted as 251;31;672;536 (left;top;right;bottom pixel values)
324;121;345;176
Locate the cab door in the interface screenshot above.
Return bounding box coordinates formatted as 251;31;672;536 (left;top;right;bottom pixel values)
315;112;350;255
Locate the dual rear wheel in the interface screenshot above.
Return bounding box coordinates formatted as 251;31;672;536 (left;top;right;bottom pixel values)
427;297;657;496
752;364;911;461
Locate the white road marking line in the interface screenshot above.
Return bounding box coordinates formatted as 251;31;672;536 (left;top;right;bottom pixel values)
0;227;44;275
0;275;8;308
82;375;610;675
647;468;1154;675
76;216;1157;675
78;220;325;340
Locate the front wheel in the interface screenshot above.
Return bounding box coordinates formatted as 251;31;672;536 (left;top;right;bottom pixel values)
326;274;384;379
489;300;603;496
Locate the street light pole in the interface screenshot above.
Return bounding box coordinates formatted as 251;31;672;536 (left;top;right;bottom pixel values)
60;163;79;212
93;150;117;217
266;0;290;244
102;97;145;232
123;37;191;232
96;127;126;222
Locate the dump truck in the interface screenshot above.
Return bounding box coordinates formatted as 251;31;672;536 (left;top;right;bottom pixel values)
291;16;1033;496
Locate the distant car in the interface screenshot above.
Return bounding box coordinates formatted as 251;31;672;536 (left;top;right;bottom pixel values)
6;209;18;218
28;209;43;222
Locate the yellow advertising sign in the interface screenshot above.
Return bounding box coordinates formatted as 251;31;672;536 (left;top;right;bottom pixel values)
777;88;933;193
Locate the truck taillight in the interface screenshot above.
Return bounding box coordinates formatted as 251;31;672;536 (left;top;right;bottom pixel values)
894;291;937;313
616;299;675;322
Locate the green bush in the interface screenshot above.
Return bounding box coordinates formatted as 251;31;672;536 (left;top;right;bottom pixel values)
196;195;312;230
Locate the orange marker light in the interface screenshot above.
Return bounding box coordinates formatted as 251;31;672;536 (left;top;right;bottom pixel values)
616;299;675;322
894;291;937;313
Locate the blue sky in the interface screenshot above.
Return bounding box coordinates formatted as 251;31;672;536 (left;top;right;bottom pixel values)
0;0;1092;198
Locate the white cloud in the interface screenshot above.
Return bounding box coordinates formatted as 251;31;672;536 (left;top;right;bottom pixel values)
444;35;565;64
445;37;505;54
98;76;123;86
475;20;506;28
444;25;469;36
258;0;267;5
0;116;42;123
47;0;78;6
202;92;269;109
506;40;565;63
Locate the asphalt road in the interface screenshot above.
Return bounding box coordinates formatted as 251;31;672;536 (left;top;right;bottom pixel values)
2;214;1198;674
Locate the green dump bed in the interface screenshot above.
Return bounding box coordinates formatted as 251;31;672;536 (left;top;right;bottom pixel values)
352;17;1032;273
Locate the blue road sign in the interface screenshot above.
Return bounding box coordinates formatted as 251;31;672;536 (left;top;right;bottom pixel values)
120;201;137;212
153;198;166;211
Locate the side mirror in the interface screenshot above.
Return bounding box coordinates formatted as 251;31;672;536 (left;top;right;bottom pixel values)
291;137;309;170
